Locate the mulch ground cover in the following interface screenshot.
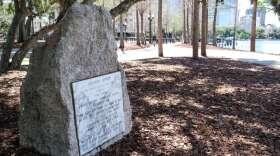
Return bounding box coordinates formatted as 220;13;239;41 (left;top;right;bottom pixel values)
0;57;280;156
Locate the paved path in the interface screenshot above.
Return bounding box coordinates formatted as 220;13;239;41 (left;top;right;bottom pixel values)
117;43;280;69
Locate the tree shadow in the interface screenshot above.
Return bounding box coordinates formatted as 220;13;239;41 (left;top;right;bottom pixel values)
1;57;280;155
100;57;280;155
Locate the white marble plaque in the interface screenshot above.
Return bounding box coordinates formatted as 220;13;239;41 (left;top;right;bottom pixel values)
72;71;125;156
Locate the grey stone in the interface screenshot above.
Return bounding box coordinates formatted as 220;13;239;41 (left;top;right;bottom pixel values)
19;3;132;156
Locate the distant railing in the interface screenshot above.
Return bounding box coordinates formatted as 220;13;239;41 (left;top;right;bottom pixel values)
115;37;178;44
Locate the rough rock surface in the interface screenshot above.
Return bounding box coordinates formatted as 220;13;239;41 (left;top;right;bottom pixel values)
19;3;132;156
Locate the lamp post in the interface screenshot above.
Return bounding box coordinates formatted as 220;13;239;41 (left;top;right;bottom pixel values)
148;14;154;44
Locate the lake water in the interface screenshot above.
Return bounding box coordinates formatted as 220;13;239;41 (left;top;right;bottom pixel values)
235;40;280;55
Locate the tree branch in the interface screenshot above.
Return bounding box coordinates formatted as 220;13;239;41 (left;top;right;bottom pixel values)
9;23;60;69
110;0;145;17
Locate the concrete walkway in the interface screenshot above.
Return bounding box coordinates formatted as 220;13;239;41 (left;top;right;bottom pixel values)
117;43;280;69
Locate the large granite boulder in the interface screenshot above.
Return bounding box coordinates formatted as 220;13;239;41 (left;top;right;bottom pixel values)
19;3;132;156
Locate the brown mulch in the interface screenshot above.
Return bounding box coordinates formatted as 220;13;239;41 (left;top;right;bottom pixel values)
1;58;280;156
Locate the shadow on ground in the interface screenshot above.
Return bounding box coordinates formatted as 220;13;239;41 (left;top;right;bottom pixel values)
0;58;279;156
100;58;280;156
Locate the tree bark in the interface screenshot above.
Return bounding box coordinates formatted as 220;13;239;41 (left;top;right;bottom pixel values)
18;18;27;43
9;23;59;69
158;0;163;57
112;0;116;37
25;16;33;38
3;0;147;72
206;2;208;44
233;0;238;49
0;0;25;74
201;0;207;57
183;0;187;44
250;0;257;52
212;0;218;46
140;12;144;44
119;14;125;51
186;0;190;43
110;0;145;18
192;0;199;59
136;7;141;46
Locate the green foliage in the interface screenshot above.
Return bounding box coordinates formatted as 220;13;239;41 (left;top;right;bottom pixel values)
270;0;280;16
6;2;14;14
217;26;280;40
32;0;58;17
0;17;10;39
256;28;266;39
236;29;250;40
0;3;13;40
216;27;251;40
216;27;234;38
268;27;280;39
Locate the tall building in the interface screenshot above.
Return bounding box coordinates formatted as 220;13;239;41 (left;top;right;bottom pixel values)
208;0;238;27
239;7;266;31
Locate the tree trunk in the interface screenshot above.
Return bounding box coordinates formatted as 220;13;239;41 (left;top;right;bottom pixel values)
149;0;152;44
186;0;190;43
201;0;207;57
136;8;141;46
4;0;146;72
112;0;116;37
10;23;58;69
140;12;144;44
183;0;187;44
233;0;238;49
26;16;33;37
250;0;257;52
192;0;199;59
0;0;24;74
158;0;163;57
212;0;218;46
18;18;27;43
119;14;125;51
206;2;208;44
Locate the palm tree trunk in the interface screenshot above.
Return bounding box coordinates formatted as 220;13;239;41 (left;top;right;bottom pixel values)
250;0;257;52
201;0;207;57
212;0;218;46
192;0;199;59
158;0;163;57
183;0;187;44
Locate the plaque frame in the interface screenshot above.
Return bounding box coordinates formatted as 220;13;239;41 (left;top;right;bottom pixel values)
70;71;126;156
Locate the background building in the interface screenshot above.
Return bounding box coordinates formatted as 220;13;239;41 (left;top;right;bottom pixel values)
239;7;266;31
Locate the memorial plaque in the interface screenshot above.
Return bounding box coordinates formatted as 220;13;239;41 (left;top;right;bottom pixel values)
72;71;125;156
